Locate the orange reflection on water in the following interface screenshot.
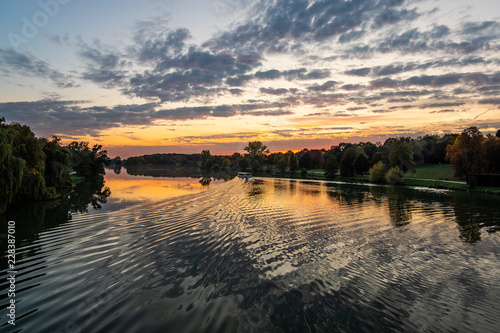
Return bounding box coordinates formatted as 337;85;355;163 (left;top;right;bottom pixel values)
104;171;225;202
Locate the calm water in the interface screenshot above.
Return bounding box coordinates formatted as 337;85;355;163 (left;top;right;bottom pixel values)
1;170;500;332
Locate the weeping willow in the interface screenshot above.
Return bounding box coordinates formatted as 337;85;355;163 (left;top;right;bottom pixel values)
1;118;109;213
1;120;54;213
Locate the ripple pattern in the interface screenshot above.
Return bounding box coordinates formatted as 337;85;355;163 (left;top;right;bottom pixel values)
1;177;500;332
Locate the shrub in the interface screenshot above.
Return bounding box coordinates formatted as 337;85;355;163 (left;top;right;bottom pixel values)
369;161;386;183
386;166;403;185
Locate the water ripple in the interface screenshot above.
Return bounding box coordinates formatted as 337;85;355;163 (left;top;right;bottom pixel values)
1;177;500;332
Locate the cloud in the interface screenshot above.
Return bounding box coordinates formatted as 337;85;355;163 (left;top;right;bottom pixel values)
0;48;76;88
307;80;337;92
419;102;465;109
478;98;500;105
206;0;421;52
0;99;294;136
260;87;289;95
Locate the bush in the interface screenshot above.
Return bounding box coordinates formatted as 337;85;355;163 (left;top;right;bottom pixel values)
386;166;403;185
369;161;386;183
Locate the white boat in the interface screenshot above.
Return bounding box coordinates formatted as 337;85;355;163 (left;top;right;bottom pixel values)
237;172;252;178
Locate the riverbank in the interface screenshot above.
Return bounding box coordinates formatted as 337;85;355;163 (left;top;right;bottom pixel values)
258;165;500;195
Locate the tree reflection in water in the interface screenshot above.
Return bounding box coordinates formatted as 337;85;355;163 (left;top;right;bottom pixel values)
0;176;111;258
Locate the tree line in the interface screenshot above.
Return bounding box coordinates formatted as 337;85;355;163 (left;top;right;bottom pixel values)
0;118;111;213
120;126;500;185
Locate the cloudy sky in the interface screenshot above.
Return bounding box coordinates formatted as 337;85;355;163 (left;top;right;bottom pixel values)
1;0;500;157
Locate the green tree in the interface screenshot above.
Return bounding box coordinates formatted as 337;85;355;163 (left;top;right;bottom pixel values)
67;142;110;177
445;127;486;179
42;136;72;189
323;155;339;178
244;141;269;160
369;161;386;184
278;157;288;174
388;139;415;173
340;146;358;177
370;151;384;166
353;153;370;175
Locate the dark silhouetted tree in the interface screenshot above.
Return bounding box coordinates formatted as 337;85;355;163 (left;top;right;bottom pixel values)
353;153;370;175
323;155;339;178
446;127;486;179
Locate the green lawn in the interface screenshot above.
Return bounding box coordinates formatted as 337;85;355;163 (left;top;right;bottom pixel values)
405;164;459;181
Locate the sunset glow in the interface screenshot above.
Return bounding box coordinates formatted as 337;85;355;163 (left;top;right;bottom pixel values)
1;0;499;156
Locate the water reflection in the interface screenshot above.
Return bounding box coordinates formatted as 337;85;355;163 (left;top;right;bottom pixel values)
2;176;500;332
0;176;110;267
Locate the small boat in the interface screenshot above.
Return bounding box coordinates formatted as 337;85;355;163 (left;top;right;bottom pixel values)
238;172;252;178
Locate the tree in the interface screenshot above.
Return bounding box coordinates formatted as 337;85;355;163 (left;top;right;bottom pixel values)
353;153;370;175
369;161;386;184
445;127;486;179
244;141;269;159
221;157;231;169
251;159;261;173
496;129;500;138
485;135;500;173
370;151;384;166
323;155;339;178
298;152;314;170
340;146;358;177
200;150;213;169
42;136;72;189
386;166;403;185
278;157;287;174
67;142;110;177
287;151;298;173
388;139;415;173
237;157;249;171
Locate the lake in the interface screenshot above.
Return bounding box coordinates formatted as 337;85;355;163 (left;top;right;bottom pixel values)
1;169;500;332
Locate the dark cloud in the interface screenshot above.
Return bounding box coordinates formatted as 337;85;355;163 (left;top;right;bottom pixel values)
462;21;498;35
0;99;293;136
371;8;419;29
478;98;500;105
229;88;244;95
77;40;129;88
226;75;253;87
341;84;365;90
307;80;337;92
0;48;76;88
345;67;371;76
419;102;465;109
388;105;414;110
255;69;281;80
430;25;450;38
206;0;421;52
260;87;289;95
430;109;455;113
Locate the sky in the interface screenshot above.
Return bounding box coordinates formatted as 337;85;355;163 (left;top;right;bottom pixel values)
1;0;500;157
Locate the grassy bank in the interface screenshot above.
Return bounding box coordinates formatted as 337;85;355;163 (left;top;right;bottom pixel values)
269;164;500;194
405;164;457;181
